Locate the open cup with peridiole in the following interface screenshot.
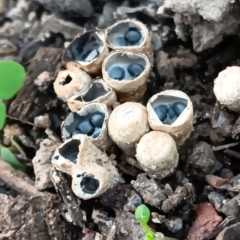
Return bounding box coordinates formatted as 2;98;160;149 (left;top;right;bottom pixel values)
147;90;194;145
102;51;151;103
67;78;117;112
62;30;109;75
52;136;121;200
106;19;153;64
62;103;112;150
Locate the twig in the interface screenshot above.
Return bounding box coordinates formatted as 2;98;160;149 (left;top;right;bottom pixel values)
0;159;52;200
212;142;240;151
224;149;240;159
50;167;85;227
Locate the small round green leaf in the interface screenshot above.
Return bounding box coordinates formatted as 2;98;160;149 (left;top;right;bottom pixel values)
0;61;26;100
0;147;24;171
135;204;151;224
0;101;6;129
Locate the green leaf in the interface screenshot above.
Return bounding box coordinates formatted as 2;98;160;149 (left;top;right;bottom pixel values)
135;204;151;225
0;101;6;129
0;147;24;171
0;61;26;100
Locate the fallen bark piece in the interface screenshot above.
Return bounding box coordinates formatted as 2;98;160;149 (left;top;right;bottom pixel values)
50;167;85;227
188;202;223;240
32;137;61;190
8;47;63;122
0;159;52;200
206;175;233;190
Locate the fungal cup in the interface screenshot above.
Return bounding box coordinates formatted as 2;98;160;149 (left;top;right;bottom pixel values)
67;79;117;112
54;62;92;102
102;52;151;102
62;103;112;150
52;136;120;200
63;31;109;75
52;138;81;175
147;90;193;145
106;19;153;63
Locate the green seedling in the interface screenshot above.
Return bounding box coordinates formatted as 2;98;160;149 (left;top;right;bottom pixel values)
0;60;26;130
0;60;26;170
135;204;155;240
135;204;178;240
0;147;24;171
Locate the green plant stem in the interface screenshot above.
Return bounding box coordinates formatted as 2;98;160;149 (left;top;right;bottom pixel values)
9;138;26;156
141;223;155;240
141;223;155;235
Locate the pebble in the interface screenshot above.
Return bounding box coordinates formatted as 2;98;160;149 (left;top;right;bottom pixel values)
92;127;101;138
173;102;187;116
127;63;144;78
114;37;127;46
154;105;168;121
91;112;105;127
124;27;142;44
109;66;125;80
81;176;99;194
84;49;99;62
76;119;94;135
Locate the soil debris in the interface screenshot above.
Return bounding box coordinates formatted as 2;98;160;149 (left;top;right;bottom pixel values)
131;174;166;209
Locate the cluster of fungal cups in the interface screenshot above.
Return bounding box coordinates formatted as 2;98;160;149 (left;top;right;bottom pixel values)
52;19;194;200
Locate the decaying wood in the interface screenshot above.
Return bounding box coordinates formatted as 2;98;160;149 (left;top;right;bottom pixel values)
8;47;63;122
0;159;72;240
0;158;52;200
50;167;85;227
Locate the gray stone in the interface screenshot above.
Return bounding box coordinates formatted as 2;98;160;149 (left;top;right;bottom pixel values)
171;0;235;22
98;2;119;28
41;14;84;40
187;141;222;178
192;8;240;52
165;0;240;52
208;192;226;211
221;195;240;219
33;0;93;18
